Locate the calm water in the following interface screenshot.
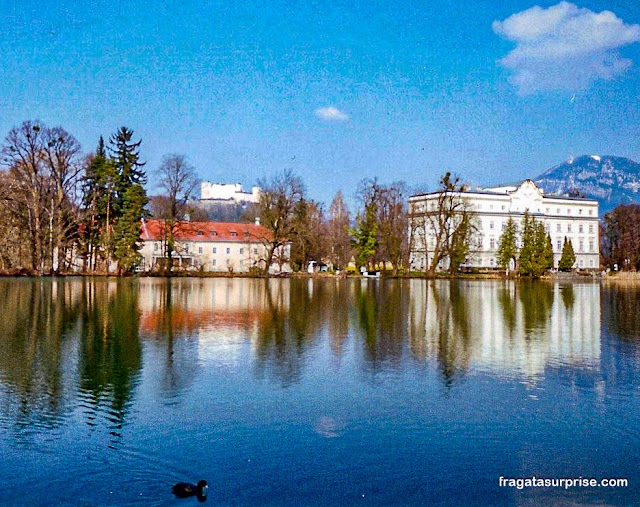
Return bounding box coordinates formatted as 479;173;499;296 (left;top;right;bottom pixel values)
1;277;640;506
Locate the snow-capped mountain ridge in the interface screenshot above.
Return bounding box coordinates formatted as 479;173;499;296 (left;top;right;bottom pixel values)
534;155;640;214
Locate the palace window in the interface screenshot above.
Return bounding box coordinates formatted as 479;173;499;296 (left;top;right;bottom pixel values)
240;248;244;255
212;247;217;253
557;224;561;232
226;248;231;254
567;224;572;233
198;247;203;254
557;240;561;251
490;238;495;249
254;248;258;255
212;259;216;266
579;224;583;233
589;224;594;233
154;242;159;252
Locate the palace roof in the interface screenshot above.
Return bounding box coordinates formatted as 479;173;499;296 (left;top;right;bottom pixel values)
141;219;270;243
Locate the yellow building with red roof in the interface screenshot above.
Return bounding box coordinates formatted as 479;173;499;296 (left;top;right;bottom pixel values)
139;219;290;273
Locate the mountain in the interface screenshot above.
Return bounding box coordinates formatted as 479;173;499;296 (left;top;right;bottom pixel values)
534;155;640;214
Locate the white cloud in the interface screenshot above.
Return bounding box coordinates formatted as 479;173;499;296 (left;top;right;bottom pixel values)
315;106;349;121
493;2;640;94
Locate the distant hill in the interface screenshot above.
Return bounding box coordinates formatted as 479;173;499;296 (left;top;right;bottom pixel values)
534;155;640;214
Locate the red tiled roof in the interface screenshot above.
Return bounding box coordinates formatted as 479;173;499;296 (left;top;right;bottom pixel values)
141;219;271;243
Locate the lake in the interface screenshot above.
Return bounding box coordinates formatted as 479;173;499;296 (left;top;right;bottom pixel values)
0;277;639;505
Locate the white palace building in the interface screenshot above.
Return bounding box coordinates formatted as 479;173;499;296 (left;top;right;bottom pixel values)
408;180;599;271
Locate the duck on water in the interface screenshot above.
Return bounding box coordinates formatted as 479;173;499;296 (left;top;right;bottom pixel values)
172;480;208;501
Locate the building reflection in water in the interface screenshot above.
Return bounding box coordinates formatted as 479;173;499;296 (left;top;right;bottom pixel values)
408;280;601;382
137;278;349;387
138;278;602;386
0;277;607;439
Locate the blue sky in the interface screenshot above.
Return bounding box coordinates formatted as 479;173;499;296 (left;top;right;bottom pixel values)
2;0;640;205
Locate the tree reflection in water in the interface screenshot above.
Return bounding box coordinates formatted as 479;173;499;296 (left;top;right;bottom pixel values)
0;278;142;445
518;280;554;337
254;279;333;386
0;277;607;441
408;279;599;385
605;283;640;341
78;279;142;444
0;279;81;436
354;280;407;373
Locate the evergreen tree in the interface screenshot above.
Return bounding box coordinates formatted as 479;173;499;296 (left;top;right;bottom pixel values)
532;221;548;277
110;127;146;214
518;213;552;277
448;212;473;273
558;237;576;271
497;217;517;270
83;137;119;270
350;200;378;270
544;233;554;270
518;212;535;275
113;184;149;274
104;127;149;274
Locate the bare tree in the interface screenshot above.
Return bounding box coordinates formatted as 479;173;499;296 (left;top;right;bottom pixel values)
1;122;48;273
0;121;82;273
353;179;409;275
377;182;408;276
327;191;352;271
41;126;82;271
256;169;305;276
0;172;29;270
408;172;475;275
154;154;198;273
290;199;327;271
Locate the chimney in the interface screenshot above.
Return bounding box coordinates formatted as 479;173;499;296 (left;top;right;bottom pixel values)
254;216;260;226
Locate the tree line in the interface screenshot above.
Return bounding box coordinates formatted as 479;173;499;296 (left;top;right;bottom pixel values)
254;170;410;276
0;121;414;276
0;121;148;274
4;119;634;276
496;212;575;276
601;204;640;271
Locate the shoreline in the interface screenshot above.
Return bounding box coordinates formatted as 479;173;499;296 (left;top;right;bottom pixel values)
0;269;614;281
